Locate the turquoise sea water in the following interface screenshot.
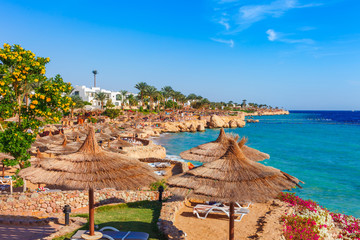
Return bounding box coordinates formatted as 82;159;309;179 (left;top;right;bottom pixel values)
153;111;360;217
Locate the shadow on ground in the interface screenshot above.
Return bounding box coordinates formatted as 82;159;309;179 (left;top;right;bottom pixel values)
0;224;56;240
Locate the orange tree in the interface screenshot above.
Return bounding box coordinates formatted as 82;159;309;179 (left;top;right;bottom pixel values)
0;43;73;181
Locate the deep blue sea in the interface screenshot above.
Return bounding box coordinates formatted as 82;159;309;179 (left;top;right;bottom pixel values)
153;111;360;217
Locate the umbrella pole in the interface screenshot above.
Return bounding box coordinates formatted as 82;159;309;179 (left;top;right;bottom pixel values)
89;188;95;236
229;202;235;240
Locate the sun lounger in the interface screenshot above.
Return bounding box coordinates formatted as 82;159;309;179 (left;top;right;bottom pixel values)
71;227;149;240
154;170;166;176
155;162;171;168
148;163;157;168
193;204;249;222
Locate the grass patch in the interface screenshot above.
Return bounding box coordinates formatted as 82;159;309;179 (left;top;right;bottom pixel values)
54;201;165;240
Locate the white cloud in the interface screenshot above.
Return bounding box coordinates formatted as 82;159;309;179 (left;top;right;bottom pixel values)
211;38;234;47
214;0;322;32
266;29;314;44
266;29;278;41
219;18;230;30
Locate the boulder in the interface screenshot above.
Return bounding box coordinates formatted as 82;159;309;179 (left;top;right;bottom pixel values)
235;119;246;128
189;124;197;132
163;123;180;133
197;123;205;132
209;115;225;128
229;120;238;128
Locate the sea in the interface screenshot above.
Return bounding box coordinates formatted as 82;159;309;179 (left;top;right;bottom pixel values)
153;111;360;217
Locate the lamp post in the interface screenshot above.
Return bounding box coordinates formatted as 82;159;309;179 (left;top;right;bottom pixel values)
63;205;71;226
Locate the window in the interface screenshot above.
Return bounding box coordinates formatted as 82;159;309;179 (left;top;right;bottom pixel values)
74;91;79;95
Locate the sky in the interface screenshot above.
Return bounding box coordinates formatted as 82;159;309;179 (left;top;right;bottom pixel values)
1;0;360;110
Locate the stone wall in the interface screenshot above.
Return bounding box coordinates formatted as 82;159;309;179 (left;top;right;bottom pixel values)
0;189;171;217
158;199;187;240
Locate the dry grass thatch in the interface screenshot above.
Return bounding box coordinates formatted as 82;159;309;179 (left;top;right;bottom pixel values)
169;139;301;203
180;129;269;162
19;127;159;190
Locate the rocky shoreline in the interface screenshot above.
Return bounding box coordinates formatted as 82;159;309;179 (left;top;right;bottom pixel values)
139;110;289;135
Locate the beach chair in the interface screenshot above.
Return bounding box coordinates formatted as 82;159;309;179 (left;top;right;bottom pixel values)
193;204;249;222
154;170;166;176
100;227;149;240
71;227;149;240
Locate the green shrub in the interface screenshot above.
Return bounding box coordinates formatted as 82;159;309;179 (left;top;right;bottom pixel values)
150;179;167;191
102;109;120;119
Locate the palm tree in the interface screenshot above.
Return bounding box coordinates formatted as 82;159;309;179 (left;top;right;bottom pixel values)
135;82;148;107
187;93;197;101
119;90;128;109
94;92;107;109
144;85;158;110
153;91;164;112
126;94;138;108
161;86;174;104
177;94;187;108
241;99;247;108
92;70;98;87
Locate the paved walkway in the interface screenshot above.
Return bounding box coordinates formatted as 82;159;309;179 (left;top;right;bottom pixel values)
0;224;56;240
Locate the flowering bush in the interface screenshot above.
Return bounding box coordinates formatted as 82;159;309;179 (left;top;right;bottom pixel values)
0;43;74;185
278;193;360;239
279;192;319;212
282;214;321;240
331;212;360;239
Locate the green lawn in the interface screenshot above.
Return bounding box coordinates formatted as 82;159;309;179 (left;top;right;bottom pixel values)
54;201;165;240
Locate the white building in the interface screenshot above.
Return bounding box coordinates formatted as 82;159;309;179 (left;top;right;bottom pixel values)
71;85;135;109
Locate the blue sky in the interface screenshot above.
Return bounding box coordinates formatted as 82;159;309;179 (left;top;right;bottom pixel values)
1;0;360;110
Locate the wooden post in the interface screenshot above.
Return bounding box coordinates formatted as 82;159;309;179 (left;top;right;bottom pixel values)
2;162;4;178
89;188;95;236
23;179;26;192
229;202;235;240
10;179;13;194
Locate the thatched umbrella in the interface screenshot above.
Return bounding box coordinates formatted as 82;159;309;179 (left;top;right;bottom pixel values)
169;139;301;240
45;136;83;155
103;137;134;153
180;128;269;162
237;137;270;162
19;127;158;238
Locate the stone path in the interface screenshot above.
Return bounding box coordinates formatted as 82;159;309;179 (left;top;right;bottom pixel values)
0;224;56;240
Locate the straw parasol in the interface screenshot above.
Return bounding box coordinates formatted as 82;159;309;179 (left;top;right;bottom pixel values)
180;128;270;162
103;137;134;153
45;135;83;155
19;127;158;238
169;139;302;240
238;137;270;162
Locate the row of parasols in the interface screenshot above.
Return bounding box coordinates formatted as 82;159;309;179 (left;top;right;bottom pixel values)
19;127;303;240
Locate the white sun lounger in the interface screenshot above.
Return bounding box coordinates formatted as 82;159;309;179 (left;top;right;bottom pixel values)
154;170;166;176
193;204;250;222
71;227;149;240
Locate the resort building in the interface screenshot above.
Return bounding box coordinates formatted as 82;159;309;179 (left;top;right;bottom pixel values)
71;85;135;109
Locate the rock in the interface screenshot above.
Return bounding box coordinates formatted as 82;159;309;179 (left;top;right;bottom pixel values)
19;195;27;201
229;120;237;128
189;125;197;132
31;193;39;199
209;115;225;128
236;119;245;127
197;124;205;132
